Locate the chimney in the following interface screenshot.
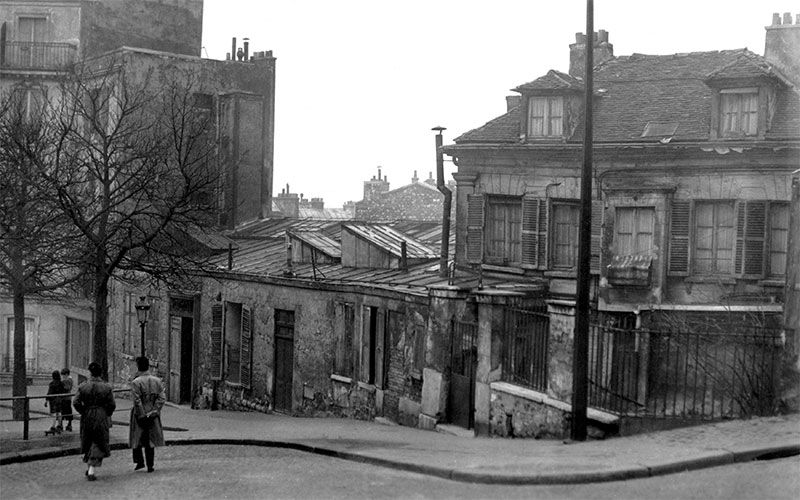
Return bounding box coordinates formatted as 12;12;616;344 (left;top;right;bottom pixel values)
506;95;521;111
425;171;436;186
275;185;299;218
569;30;614;79
412;170;419;183
362;166;390;201
765;12;800;81
310;197;324;210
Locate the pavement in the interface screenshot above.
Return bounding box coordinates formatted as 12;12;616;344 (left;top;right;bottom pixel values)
1;384;799;485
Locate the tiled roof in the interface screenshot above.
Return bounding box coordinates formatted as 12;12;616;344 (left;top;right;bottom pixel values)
343;223;439;260
454;49;800;145
512;70;583;92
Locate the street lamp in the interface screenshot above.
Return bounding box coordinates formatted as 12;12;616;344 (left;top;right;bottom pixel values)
134;295;151;359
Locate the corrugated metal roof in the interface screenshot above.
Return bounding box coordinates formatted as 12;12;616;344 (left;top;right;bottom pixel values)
343;223;439;260
288;231;341;258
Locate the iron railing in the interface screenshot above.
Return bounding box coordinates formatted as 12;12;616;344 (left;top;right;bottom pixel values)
588;323;782;419
1;41;77;71
502;306;549;392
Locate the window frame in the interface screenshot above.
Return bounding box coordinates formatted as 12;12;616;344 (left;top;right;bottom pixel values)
527;95;564;138
767;202;789;279
484;195;523;266
613;206;656;257
550;200;580;270
718;88;759;138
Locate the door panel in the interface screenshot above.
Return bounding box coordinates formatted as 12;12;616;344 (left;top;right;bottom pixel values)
168;316;181;403
274;337;294;412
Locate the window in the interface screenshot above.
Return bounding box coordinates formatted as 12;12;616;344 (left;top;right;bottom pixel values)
614;207;655;256
768;203;789;277
334;303;355;378
361;306;385;387
209;301;253;388
669;199;786;278
551;201;580;269
66;318;90;370
528;96;563;137
11;87;45;123
694;201;735;275
719;89;758;137
123;292;136;354
485;196;522;265
412;320;426;374
4;317;37;373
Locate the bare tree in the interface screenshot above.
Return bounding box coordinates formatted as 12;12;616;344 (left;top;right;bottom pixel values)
0;88;83;418
43;60;222;380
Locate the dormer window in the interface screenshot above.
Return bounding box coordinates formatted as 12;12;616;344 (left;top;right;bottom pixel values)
719;88;758;137
527;96;563;137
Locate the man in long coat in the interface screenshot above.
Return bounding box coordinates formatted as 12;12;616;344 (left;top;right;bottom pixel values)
72;362;116;481
129;356;166;472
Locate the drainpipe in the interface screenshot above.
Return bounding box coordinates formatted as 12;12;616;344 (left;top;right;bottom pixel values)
432;126;451;278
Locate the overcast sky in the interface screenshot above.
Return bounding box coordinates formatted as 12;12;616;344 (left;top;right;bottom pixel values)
201;1;796;207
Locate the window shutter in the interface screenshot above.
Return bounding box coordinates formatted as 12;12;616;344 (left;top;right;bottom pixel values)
240;305;252;389
590;200;603;273
668;200;691;276
466;194;485;264
210;303;224;380
521;195;546;268
743;201;767;277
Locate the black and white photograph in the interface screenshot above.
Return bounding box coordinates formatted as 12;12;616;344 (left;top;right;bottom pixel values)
1;1;799;498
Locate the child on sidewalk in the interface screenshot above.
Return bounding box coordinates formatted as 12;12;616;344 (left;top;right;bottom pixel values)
45;370;66;433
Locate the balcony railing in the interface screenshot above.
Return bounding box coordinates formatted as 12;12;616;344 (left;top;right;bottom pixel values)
0;41;77;71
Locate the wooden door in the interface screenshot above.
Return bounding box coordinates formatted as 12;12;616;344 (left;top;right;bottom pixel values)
168;316;181;402
274;310;295;412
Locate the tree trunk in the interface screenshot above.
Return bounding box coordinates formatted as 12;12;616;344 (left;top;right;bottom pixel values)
12;290;27;420
93;270;110;381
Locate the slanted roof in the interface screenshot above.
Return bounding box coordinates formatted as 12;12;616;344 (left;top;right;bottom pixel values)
454;48;800;145
288;231;341;259
512;70;583;92
342;224;438;260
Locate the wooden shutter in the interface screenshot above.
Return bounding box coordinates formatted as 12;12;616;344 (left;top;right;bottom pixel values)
209;303;224;380
240;305;252;389
466;194;485;264
736;201;767;277
522;196;547;268
668;200;691;276
590;200;604;273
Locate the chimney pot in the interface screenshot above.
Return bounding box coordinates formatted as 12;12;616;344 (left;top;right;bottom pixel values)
598;29;609;43
772;13;782;25
783;12;792;25
575;32;586;44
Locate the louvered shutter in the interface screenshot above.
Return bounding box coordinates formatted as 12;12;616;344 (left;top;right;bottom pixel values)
466;194;485;264
522;196;547;268
668;201;691;276
742;201;767;277
590;200;604;273
240;305;252;389
210;303;224;380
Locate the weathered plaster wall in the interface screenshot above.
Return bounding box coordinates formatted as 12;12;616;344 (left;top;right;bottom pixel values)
80;0;203;57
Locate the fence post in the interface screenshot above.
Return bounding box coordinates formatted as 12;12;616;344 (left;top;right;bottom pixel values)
23;397;29;440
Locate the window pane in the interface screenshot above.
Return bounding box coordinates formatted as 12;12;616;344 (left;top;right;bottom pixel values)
547;97;563;136
694;201;735;274
552;203;579;268
742;93;758;135
615;208;635;255
528;97;546;136
485;197;522;264
770;204;789;276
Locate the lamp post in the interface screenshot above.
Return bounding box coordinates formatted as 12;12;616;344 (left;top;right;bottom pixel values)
134;295;151;359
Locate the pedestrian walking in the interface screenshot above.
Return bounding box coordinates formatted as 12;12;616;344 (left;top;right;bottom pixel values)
45;370;65;434
72;362;116;481
129;356;165;473
60;368;74;432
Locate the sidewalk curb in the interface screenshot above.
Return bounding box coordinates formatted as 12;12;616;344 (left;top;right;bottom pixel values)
4;437;797;484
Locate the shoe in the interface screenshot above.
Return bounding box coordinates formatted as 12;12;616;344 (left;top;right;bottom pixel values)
65;425;72;432
147;467;154;473
87;474;96;481
134;463;145;471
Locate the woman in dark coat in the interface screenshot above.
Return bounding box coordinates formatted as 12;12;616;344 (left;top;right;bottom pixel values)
72;362;116;481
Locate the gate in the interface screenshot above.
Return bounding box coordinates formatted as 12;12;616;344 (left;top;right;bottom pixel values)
448;318;478;429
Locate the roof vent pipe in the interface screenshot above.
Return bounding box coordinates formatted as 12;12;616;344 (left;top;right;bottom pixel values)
432;126;451;278
243;38;249;60
231;37;236;61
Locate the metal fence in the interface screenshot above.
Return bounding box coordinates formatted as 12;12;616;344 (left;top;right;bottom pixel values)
1;41;77;70
588;323;783;419
502;306;549;392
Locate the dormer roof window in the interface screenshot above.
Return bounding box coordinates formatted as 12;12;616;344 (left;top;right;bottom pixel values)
719;88;758;137
527;96;564;137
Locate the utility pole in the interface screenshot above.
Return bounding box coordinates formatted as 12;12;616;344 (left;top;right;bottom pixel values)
571;0;594;442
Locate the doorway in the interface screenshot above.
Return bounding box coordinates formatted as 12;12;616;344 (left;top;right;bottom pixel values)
168;297;195;404
273;309;295;412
